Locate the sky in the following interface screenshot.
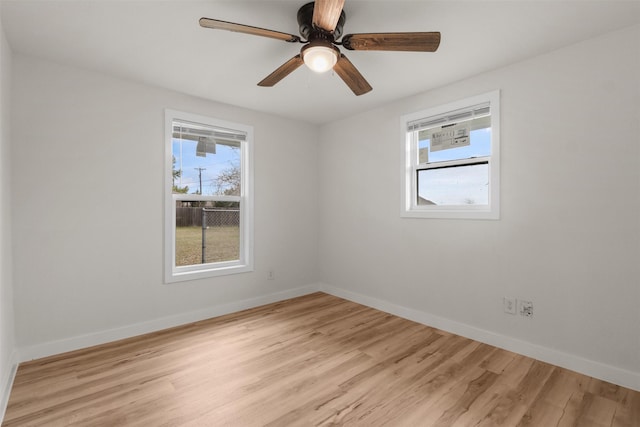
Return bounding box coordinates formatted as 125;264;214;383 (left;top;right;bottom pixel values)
172;138;239;195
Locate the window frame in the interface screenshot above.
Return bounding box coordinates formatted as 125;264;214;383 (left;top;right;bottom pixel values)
401;90;500;220
164;109;254;283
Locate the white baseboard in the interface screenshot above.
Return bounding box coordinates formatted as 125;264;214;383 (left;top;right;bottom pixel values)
19;284;320;362
0;350;19;424
319;283;640;392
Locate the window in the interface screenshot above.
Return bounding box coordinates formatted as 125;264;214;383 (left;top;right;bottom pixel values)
401;91;500;219
165;110;253;282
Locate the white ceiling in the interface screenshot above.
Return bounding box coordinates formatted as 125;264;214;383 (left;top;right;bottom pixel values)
2;0;639;124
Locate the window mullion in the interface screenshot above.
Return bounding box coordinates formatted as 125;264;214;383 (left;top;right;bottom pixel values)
417;156;491;171
173;194;241;203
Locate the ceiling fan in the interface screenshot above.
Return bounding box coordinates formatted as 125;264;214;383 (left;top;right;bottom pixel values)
199;0;441;96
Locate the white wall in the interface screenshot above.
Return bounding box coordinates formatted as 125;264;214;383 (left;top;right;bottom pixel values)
11;54;320;358
0;7;17;417
318;25;640;389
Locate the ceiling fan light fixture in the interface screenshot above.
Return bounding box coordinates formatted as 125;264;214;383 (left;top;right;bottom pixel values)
302;42;339;73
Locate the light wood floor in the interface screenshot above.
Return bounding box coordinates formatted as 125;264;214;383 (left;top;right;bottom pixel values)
3;292;639;426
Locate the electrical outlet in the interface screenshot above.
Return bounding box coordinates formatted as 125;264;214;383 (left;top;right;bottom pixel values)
518;300;533;317
503;297;517;315
267;270;275;280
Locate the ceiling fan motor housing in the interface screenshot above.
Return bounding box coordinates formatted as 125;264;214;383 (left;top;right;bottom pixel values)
297;2;346;41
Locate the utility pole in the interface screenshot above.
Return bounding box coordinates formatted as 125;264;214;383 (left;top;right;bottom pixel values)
194;167;206;194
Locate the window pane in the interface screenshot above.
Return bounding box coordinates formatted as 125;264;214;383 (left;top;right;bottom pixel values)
417;163;489;206
172;121;242;196
418;125;491;163
175;201;240;267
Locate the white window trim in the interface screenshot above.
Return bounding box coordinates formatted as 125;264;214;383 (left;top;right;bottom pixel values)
401;90;500;220
164;109;254;283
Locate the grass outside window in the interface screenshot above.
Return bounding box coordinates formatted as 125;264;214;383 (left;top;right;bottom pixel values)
175;226;240;266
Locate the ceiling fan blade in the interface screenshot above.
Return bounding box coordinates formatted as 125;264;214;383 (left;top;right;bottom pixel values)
312;0;345;33
199;18;301;43
258;55;304;87
342;32;441;52
333;54;372;96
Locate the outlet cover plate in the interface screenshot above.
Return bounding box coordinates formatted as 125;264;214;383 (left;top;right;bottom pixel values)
519;300;533;317
503;297;517;315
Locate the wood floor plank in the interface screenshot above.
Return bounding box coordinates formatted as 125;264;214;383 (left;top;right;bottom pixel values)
433;369;499;426
613;387;640;427
3;292;638;426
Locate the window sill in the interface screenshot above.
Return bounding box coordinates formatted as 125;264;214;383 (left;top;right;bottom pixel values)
401;207;499;220
165;263;253;284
